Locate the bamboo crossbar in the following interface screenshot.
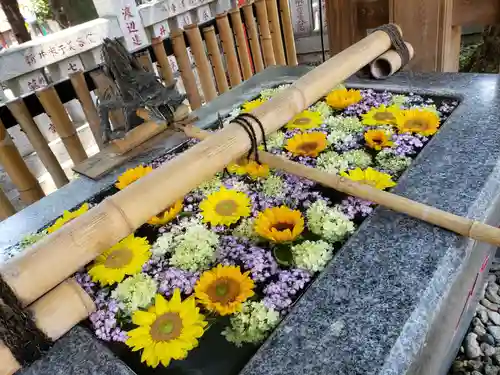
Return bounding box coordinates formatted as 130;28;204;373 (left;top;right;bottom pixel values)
0;27;399;307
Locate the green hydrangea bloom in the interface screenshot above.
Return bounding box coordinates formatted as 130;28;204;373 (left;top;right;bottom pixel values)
265;131;286;150
342;150;373;170
317;151;349;175
310;101;332;120
291;240;332;272
111;274;157;315
19;231;47;249
325;116;364;133
195;176;223;196
232;217;260;242
260;175;284;198
222;301;280;346
375;149;412;175
259;84;291;100
306;200;355;243
390;94;408;108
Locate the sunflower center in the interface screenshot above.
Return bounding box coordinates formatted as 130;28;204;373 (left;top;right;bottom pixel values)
104;248;133;269
215;199;238;216
207;278;241;304
293;117;311;125
371;135;384;144
373;112;395;121
272;222;295;232
297;141;319;152
150;313;183;342
405;119;428;130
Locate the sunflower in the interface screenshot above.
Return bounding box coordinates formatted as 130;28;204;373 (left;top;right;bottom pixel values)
254;206;304;242
194;265;254;315
364;129;393;150
227;160;270;179
241;98;265;113
88;235;151;286
47;203;89;234
115;165;153;190
341;167;396;190
286;132;328;157
285;110;323;130
395;108;441;136
126;290;207;368
200;187;251;226
326;88;362;110
362;104;400;126
148;200;183;226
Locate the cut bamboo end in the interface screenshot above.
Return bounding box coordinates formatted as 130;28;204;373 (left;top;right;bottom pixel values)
0;185;15;220
254;0;276;67
171;29;203;110
0;278;95;375
229;8;254;80
370;42;414;79
278;0;298;66
242;1;265;73
36;86;88;164
202;26;230;94
265;0;286;65
215;12;243;87
151;37;176;87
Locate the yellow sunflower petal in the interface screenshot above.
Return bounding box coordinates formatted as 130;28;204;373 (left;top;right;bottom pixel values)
200;187;251;226
395;108;440;136
47;203;89;234
285;110;323;130
115;165;153;190
285;132;328;157
254;205;304;243
326;88;362;110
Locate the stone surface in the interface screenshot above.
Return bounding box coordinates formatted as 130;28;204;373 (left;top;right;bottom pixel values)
489;311;500;325
481;343;496;357
482;299;500;312
488;326;500;341
465;333;483;359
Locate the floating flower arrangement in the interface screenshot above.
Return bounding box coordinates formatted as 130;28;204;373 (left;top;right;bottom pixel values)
10;84;458;372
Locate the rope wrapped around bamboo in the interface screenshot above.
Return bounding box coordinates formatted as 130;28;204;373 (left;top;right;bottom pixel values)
215;12;243;87
278;0;298;66
0;27;400;307
229;8;254;80
171;29;203;110
0;118;44;204
242;2;265;73
0;278;95;375
0;186;15;220
254;0;276;67
265;0;286;65
151;37;175;87
202;26;230;94
36;86;88;164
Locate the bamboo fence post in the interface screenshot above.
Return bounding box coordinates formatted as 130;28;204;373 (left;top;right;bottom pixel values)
216;12;243;87
229;8;254;80
202;26;230;94
184;24;218;102
171;29;203;110
0;118;44;204
89;70;126;131
265;0;286;65
278;0;298;66
69;71;103;150
36;86;88;164
254;0;276;67
0;278;95;375
0;185;15;220
0;28;399;307
242;2;265;73
151;37;176;87
6;99;69;188
135;50;155;73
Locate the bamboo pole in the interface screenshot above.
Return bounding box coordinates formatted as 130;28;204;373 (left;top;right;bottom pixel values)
202;26;230;94
369;42;414;79
265;0;286;65
7;99;69;188
254;0;276;67
216;12;243;87
0;185;15;220
0;27;400;307
0;278;95;375
135;51;155;73
90;70;127;132
151;37;176;87
36;86;88;164
278;0;298;66
229;8;254;80
184;24;218;102
0;118;44;204
69;71;103;150
242;2;265;73
171;29;203;110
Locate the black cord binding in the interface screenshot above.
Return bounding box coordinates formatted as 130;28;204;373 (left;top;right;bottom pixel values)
230;112;268;165
373;24;410;68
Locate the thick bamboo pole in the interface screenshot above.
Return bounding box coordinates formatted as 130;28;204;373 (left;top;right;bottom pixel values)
151;37;176;87
0;28;398;307
171;29;203;110
202;26;230;94
278;0;298;66
369;42;414;79
216;12;243;87
242;2;265;73
265;0;286;65
0;185;15;220
36;86;88;164
6;99;69;188
69;71;103;150
184;24;218;102
229;8;254;80
0;118;44;204
0;278;95;375
254;0;276;67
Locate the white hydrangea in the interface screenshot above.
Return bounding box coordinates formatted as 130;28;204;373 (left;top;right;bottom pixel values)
390;94;408;108
310;101;333;120
342;150;372;170
306;200;355;243
260;174;285;198
325;115;364;133
232;217;260;243
259;84;291;100
317;151;349;175
111;274;157;315
291;240;332;272
151;232;175;258
266;131;286;150
195;175;223;196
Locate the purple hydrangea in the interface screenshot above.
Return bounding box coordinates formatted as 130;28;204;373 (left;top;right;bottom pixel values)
217;236;278;282
89;291;128;342
389;133;428;157
343;89;392;116
262;269;312;313
331;132;364;152
339;196;374;220
75;271;96;297
156;267;200;297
